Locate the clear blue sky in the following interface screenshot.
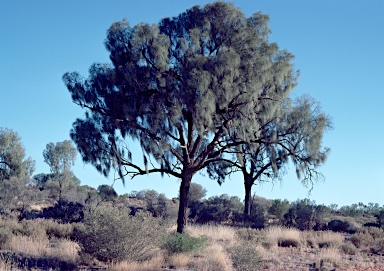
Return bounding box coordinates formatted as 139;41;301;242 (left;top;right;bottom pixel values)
1;1;383;207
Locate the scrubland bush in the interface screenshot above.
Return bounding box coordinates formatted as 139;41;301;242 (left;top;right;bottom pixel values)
350;226;384;253
74;206;165;263
316;248;342;269
194;194;243;224
328;218;359;233
44;219;74;239
269;199;290;220
162;232;207;255
340;242;358;255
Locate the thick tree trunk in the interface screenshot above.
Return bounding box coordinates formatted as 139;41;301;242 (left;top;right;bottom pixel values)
243;173;253;216
177;173;193;233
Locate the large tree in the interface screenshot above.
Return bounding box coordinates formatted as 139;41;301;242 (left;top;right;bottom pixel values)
0;128;35;181
63;2;297;233
208;95;331;215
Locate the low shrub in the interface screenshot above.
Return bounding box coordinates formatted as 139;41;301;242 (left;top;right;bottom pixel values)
44;219;74;239
350;232;374;249
328;218;359;234
316;231;344;249
162;232;207;255
74;206;165;262
278;238;301;248
371;238;384;254
230;242;263;271
340;242;358;255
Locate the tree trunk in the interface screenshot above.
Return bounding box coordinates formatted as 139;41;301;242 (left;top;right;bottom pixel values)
177;173;192;233
243;173;253;216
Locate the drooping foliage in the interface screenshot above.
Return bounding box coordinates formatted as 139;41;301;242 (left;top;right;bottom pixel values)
207;95;331;215
0;128;35;181
63;2;297;233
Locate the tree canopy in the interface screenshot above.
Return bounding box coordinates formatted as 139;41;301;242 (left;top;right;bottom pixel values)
63;2;298;233
43;140;78;200
207;95;331;215
0;128;35;181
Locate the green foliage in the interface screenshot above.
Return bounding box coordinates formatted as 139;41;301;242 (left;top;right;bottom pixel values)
162;232;207;255
328;219;359;234
0;176;34;216
43;140;77;175
187;182;207;204
269;199;290;220
231;242;263;271
283;199;315;230
74;206;165;262
136;189;172;218
196;194;243;224
0;128;35;181
64;1;299;233
278;238;301;248
43;140;78;200
96;184;117;202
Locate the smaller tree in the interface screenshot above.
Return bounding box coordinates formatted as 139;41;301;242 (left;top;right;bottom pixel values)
0;128;35;181
187;183;207;220
269;199;290;220
43;140;77;200
97;184;118;203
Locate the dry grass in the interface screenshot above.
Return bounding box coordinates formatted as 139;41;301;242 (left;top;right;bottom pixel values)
186;224;237;247
316;247;343;268
6;235;79;263
264;226;302;248
315;231;344;248
190;243;232;271
109;253;165;271
2;219;384;271
167;253;190;268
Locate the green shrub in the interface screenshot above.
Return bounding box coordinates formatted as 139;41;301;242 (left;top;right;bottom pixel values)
231;242;262;271
162;232;207;255
278;238;301;248
74;206;165;262
328;219;359;233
